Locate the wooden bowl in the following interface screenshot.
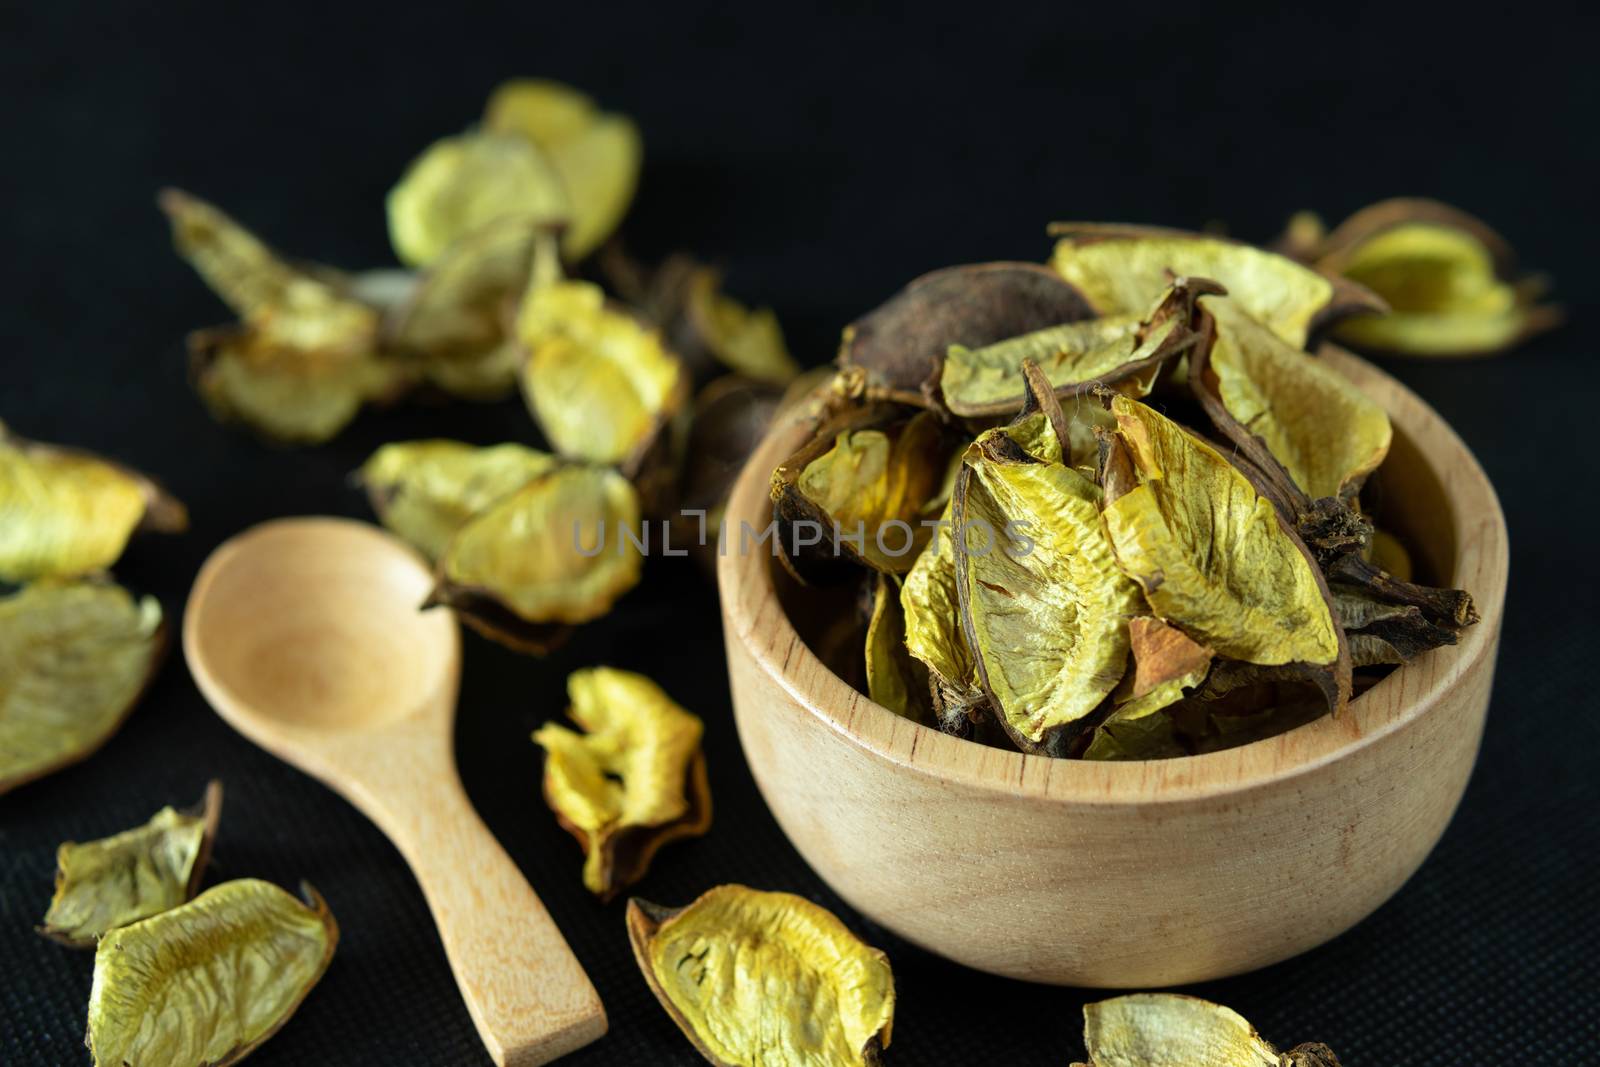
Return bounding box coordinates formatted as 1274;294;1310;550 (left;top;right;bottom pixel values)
717;348;1507;987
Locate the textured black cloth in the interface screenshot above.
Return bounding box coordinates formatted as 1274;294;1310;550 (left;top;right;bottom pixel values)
3;3;1595;1064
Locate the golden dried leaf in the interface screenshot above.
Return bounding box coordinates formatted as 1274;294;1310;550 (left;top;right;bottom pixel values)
39;781;222;947
900;495;980;710
1198;295;1392;501
1312;199;1559;357
430;464;643;651
839;261;1093;404
941;277;1213;417
627;885;895;1067
1049;225;1381;348
0;426;186;582
533;668;710;900
1101;396;1344;691
771;410;950;577
1074;993;1332;1067
954;422;1142;754
864;572;929;722
1367;528;1412;582
359;439;557;561
388;217;540;400
87;879;337;1067
685;266;800;385
484;79;642;261
0;582;166;795
517;279;687;471
387;131;570;268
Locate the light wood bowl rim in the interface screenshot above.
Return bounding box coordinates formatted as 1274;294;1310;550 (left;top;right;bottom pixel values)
719;348;1508;805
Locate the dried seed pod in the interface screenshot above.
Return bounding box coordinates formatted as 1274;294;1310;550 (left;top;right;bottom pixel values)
1308;198;1560;357
864;572;930;723
358;439;558;561
161;189;408;443
484;79;642;261
386;131;570;268
87;879;338;1067
1072;993;1340;1067
1192;294;1393;502
428;464;643;652
683;265;801;385
674;375;787;563
770;408;952;579
0;424;187;582
626;885;895;1067
38;781;222;946
1;582;166;795
941;276;1217;417
1099;394;1350;713
839;261;1095;406
517;277;689;477
953;399;1143;755
1049;223;1383;347
387;217;540;400
532;668;710;900
1331;584;1458;666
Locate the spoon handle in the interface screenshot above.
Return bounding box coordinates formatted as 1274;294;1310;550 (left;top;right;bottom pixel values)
371;768;607;1066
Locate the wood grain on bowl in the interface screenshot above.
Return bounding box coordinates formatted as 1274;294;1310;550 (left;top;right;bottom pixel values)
717;347;1507;987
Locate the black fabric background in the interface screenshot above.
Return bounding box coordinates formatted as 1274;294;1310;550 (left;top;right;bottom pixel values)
3;3;1596;1064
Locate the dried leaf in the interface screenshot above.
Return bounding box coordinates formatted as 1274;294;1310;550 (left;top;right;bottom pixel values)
359;439;557;561
533;668;710;900
1073;993;1339;1067
1049;224;1382;347
87;879;337;1067
429;464;643;651
864;573;930;723
386;131;569;268
484;79;641;261
627;885;894;1067
0;425;186;582
840;261;1094;405
39;782;222;946
900;494;983;722
1;582;166;795
684;266;800;385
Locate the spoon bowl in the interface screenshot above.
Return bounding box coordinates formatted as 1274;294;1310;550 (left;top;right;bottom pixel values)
185;517;606;1066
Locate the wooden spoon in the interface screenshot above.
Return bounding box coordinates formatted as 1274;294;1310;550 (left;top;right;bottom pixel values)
184;516;606;1066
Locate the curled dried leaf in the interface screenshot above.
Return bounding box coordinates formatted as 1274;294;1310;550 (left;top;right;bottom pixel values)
533;668;709;900
1099;395;1349;711
627;885;895;1067
1;582;166;795
0;425;187;581
386;131;569;268
1194;295;1392;502
429;464;643;652
1049;224;1383;347
1073;993;1339;1067
941;276;1216;417
685;266;800;385
39;781;222;946
954;417;1142;755
1309;198;1559;357
87;879;337;1067
900;494;984;729
517;278;688;475
484;79;642;261
359;439;557;561
840;261;1094;405
771;409;952;578
864;572;930;723
1082;619;1213;761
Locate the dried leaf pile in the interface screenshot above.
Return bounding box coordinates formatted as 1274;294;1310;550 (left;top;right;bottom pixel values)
770;207;1541;759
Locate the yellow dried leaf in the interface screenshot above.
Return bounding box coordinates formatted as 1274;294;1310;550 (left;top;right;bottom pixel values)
0;427;186;582
1102;396;1341;671
532;668;709;899
39;782;222;946
1076;994;1281;1067
359;439;557;561
864;573;928;722
484;79;642;261
387;131;570;268
627;885;894;1067
1;582;165;795
685;266;800;384
1083;619;1212;761
1201;295;1392;500
1050;226;1378;347
901;495;977;700
517;279;686;470
87;879;337;1067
